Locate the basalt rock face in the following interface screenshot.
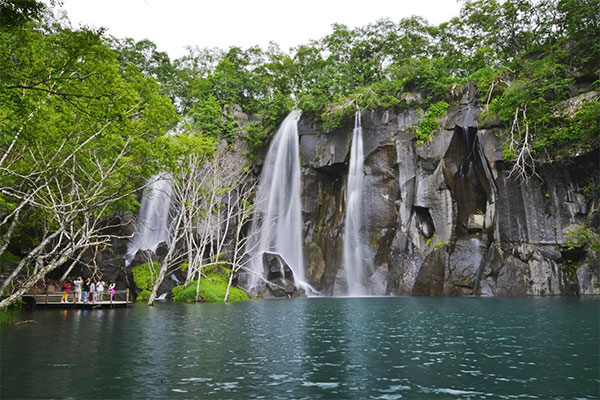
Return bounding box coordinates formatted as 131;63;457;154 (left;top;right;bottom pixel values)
295;87;599;296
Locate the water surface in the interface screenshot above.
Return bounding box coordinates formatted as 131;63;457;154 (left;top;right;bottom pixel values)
2;297;598;399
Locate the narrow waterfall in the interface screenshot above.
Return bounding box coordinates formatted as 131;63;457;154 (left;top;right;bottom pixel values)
244;110;313;295
125;174;173;264
342;110;368;296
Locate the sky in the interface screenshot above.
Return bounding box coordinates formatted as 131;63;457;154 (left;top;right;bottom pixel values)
53;0;462;59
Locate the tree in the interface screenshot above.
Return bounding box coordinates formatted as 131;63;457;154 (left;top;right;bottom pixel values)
112;38;176;98
0;13;177;307
146;140;257;305
0;0;45;26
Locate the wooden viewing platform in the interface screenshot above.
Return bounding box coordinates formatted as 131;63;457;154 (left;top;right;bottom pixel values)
23;289;133;308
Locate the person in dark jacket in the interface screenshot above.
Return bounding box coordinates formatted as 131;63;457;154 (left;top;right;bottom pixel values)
83;277;91;303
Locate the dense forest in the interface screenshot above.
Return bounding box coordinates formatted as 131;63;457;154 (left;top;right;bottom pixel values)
0;0;598;307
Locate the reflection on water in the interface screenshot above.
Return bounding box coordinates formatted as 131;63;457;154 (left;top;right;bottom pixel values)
1;297;599;399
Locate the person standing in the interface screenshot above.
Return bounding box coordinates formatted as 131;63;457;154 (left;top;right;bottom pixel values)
83;277;91;303
96;280;105;302
108;281;116;300
60;280;72;303
73;276;83;302
89;280;96;303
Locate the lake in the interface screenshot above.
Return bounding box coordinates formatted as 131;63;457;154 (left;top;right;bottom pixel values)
1;297;598;399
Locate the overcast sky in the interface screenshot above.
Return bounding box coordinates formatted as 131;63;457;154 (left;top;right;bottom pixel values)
54;0;462;59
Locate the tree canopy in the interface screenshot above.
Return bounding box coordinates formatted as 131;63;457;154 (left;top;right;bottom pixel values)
0;3;180;305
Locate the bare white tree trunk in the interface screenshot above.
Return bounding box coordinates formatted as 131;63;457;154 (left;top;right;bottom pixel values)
506;104;540;183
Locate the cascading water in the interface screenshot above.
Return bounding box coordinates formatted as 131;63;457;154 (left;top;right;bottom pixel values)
125;174;173;264
342;110;368;296
244;110;313;295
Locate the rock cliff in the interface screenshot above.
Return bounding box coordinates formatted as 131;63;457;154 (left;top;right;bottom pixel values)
294;86;599;296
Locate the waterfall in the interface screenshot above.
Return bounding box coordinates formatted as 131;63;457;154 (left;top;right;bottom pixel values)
244;110;313;295
342;110;368;296
125;174;173;264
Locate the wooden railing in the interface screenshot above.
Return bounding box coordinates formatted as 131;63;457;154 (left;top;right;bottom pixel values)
30;288;131;305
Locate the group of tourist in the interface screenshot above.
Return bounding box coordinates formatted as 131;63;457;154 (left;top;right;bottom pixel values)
60;277;116;303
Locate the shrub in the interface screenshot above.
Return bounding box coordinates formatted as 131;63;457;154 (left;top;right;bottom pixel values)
468;67;496;95
172;273;248;303
132;262;160;301
563;226;596;250
416;101;449;145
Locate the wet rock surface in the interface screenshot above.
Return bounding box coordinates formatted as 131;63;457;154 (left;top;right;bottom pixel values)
297;90;599;296
89;90;599;299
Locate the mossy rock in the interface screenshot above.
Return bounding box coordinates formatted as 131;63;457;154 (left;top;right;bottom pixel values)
132;262;159;301
172;273;249;303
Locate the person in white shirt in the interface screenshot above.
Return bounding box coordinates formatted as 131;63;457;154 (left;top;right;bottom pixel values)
73;276;83;302
89;280;96;303
96;280;105;302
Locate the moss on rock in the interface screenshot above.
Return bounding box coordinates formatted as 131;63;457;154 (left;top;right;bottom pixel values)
172;272;249;303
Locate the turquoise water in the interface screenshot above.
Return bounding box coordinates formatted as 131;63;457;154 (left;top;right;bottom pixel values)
1;297;598;399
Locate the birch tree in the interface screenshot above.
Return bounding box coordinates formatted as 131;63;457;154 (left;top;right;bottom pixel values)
147;143;257;305
0;12;177;307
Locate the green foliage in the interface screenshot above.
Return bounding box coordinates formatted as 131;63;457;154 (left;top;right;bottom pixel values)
563;226;597;250
416;101;449;145
561;259;582;281
0;251;20;265
2;0;599;306
389;58;456;104
180;262;189;273
0;304;22;325
0;7;183;306
132;262;159;301
501;141;517;162
244;121;270;157
139;0;597;161
162;132;217;173
321;80;404;131
434;242;446;249
468;68;497;95
0;297;24;324
557;0;600;74
112;38;176;97
0;0;45;26
172;273;248;303
482;47;599;157
0;14;179;231
539;100;600;150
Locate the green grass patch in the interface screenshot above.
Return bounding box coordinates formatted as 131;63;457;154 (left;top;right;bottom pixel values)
172;273;249;303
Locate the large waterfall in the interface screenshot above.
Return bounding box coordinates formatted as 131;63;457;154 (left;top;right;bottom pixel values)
342;110;368;295
244;110;313;295
125;174;173;264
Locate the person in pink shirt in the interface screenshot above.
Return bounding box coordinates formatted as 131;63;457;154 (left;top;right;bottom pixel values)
60;280;72;303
